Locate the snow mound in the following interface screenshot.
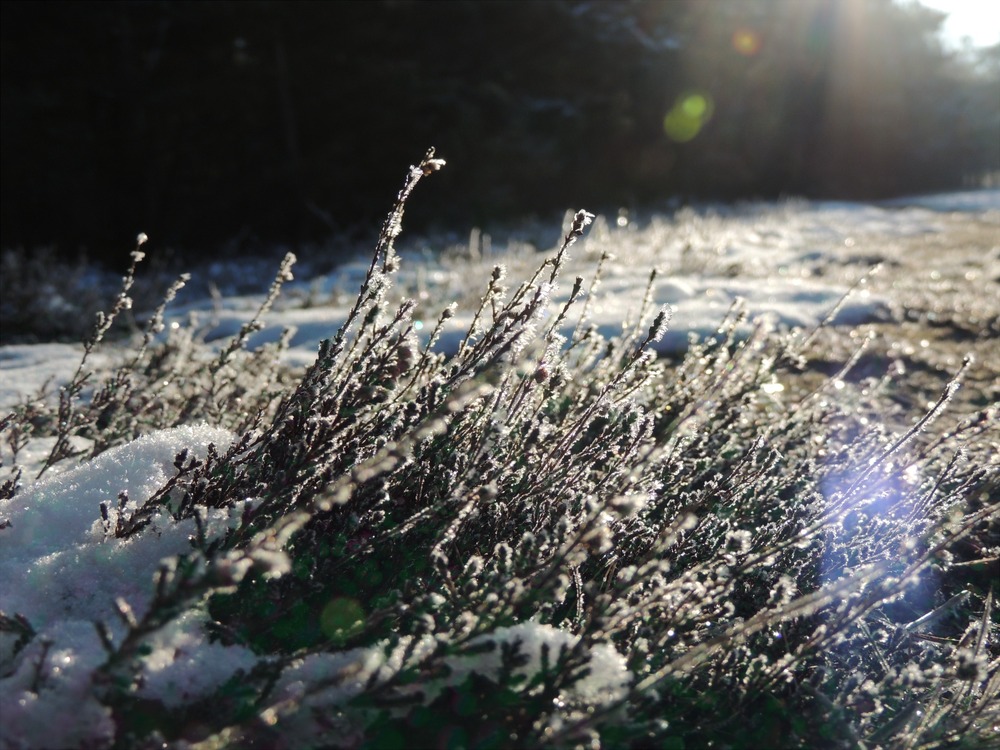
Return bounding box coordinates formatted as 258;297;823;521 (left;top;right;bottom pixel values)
0;425;254;750
0;425;236;639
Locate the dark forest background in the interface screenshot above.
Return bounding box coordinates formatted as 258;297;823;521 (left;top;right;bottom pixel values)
2;0;998;266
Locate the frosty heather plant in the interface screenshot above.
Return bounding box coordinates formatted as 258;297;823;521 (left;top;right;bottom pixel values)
1;152;998;750
34;237;148;478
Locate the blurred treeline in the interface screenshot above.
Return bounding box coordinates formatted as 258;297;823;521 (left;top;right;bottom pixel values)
2;0;998;264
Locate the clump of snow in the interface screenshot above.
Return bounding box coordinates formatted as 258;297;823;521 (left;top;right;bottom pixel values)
263;624;628;749
272;624;631;709
0;620;115;750
273;644;390;708
267;635;438;748
0;425;259;749
135;610;258;709
448;622;630;704
0;425;237;637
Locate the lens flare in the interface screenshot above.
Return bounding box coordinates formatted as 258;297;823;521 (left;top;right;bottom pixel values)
819;449;935;628
664;92;715;143
732;28;762;56
320;597;365;642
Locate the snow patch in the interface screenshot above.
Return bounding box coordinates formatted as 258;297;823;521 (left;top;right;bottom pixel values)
0;425;236;641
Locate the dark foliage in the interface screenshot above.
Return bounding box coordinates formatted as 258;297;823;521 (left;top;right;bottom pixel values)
2;0;998;264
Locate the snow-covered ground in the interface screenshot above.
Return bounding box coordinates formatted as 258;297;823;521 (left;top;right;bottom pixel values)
151;196;924;363
5;189;996;410
0;190;997;745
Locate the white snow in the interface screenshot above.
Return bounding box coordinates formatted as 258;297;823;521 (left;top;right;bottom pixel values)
262;623;629;747
0;343;111;413
0;424;237;633
0;620;116;750
265;636;438;747
0;425;244;749
134;610;258;709
145;193;995;367
449;621;630;703
3;192;997;412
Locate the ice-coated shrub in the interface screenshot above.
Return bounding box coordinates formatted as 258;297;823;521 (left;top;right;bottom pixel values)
0;150;997;750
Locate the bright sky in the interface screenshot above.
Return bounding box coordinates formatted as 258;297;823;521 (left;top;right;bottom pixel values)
914;0;1000;49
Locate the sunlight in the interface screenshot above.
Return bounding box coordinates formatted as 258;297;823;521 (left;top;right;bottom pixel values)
912;0;1000;48
731;27;762;56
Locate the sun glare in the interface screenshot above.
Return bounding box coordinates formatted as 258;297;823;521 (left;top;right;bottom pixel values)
913;0;1000;49
731;28;762;56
